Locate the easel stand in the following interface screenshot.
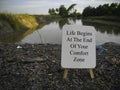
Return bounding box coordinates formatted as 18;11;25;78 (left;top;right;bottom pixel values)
89;69;94;79
63;69;69;79
63;69;94;79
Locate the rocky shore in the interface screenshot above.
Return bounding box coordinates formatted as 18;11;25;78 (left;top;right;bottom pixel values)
0;42;120;90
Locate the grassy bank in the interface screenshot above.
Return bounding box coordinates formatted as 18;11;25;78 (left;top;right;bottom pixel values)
0;13;38;31
82;16;120;27
83;16;120;22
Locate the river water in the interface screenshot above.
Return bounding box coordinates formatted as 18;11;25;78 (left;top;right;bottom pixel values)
21;19;120;45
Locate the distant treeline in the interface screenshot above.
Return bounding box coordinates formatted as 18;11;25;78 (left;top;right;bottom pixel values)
82;3;120;17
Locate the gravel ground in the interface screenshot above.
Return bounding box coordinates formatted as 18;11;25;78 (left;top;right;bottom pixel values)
0;42;120;90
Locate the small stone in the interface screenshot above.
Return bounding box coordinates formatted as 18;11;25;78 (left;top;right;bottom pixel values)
48;74;52;76
52;60;56;63
17;46;22;49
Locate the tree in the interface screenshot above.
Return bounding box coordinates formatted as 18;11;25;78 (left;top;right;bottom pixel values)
48;9;52;15
67;4;77;15
48;3;81;18
82;3;120;16
59;5;68;17
116;3;120;16
82;6;95;16
48;8;56;15
96;5;103;16
56;8;59;13
110;3;118;15
102;4;109;15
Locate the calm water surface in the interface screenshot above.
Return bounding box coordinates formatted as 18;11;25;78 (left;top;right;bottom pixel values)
21;19;120;45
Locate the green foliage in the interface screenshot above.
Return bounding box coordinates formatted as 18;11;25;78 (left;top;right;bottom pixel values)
0;13;21;30
82;6;95;16
48;8;57;15
59;5;68;17
67;4;77;15
82;3;120;17
48;3;81;18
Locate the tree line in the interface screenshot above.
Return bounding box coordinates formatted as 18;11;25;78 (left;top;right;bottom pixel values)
82;3;120;17
48;4;81;18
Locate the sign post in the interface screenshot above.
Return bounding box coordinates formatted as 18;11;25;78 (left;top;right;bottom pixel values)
61;26;96;79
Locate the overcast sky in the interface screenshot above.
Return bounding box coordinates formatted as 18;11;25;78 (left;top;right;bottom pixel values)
0;0;120;15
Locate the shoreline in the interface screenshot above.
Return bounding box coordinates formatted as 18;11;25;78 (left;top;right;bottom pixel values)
0;42;120;90
82;16;120;27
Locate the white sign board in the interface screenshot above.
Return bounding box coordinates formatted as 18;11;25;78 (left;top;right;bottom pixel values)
61;26;96;68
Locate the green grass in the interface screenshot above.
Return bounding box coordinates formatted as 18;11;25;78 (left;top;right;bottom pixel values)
0;13;38;30
0;13;20;30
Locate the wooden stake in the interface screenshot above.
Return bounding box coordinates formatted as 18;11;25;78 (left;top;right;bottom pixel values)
63;69;68;79
89;69;94;79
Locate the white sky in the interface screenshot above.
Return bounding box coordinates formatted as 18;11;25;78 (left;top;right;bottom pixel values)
0;0;120;15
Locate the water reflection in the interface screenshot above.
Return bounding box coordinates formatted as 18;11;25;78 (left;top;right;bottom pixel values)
58;18;80;29
0;17;120;44
0;23;46;43
0;29;27;43
82;20;120;35
58;18;69;29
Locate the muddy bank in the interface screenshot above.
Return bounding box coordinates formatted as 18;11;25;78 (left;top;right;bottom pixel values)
0;42;120;90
